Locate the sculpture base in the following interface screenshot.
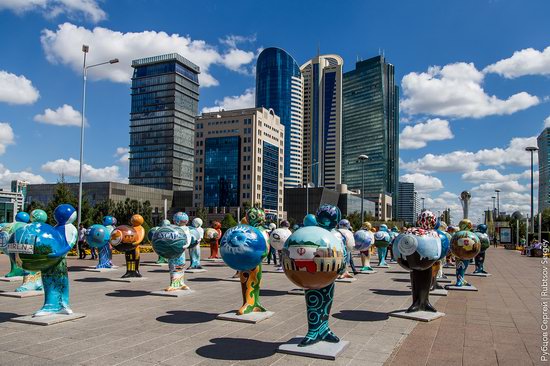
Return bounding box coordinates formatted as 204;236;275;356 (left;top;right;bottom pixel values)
0;290;43;298
0;276;23;282
10;313;86;326
446;284;478;291
359;269;377;274
430;288;448;296
220;277;241;282
150;289;195;297
287;288;305;295
277;337;350;360
263;269;284;273
85;267;118;273
390;310;445;322
110;277;148;283
437;277;452;283
141;263;168;267
204;258;223;262
467;273;491;277
375;265;389;268
335;277;357;283
216;311;274;324
185;268;207;273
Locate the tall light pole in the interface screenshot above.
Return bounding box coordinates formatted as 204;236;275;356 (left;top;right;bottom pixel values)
305;161;319;216
357;154;369;223
526;146;538;234
495;189;501;219
491;196;496;220
421;197;425;211
78;45;118;239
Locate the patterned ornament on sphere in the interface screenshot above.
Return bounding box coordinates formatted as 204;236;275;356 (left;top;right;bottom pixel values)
269;227;292;251
451;220;481;260
220;224;268;271
152;224;191;260
354;229;374;251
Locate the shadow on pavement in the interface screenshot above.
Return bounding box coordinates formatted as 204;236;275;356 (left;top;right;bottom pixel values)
68;266;93;272
156;310;217;324
371;289;411;296
196;338;281;360
386;271;410;274
105;290;150;297
260;289;287;297
74;277;111;283
332;310;389;321
147;269;169;273
392;278;411;283
0;312;19;323
188;277;223;282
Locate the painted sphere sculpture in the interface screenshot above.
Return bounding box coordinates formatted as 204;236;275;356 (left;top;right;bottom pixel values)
30;209;48;223
173;212;189;226
417;210;437;230
189;227;202;248
147;226;159;242
15;212;30;223
476;224;490;252
191;218;203;228
204;227;220;240
337;228;355;251
281;226;345;289
86;224;110;248
354;229;374;251
102;216;117;227
393;229;442;271
451;221;481;260
220;224;268;271
152;224;191;259
436;229;452;260
374;230;391;248
303;214;318;227
246;207;266;227
109;214;144;252
269;227;292;251
316;204;341;230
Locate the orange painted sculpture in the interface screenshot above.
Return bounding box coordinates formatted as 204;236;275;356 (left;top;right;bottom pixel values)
109;214;145;278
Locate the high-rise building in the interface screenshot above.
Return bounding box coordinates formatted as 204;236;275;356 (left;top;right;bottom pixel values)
256;47;304;188
193;108;285;219
538;128;550;212
129;53;200;191
301;54;343;190
397;182;418;225
342;55;399;218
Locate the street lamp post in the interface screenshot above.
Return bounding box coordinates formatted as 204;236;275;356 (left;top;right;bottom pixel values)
357;154;369;223
526;146;538;234
305;161;319;216
495;189;501;219
491;196;496;220
421;197;425;211
77;45;118;255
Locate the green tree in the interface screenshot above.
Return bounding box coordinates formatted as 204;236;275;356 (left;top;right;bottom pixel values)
25;200;46;213
345;211;361;231
221;213;237;230
92;199;116;224
195;207;208;224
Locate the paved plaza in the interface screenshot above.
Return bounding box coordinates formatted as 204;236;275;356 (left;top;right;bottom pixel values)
0;248;543;366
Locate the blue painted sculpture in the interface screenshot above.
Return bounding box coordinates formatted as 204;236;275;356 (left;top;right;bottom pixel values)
474;224;490;274
337;219;356;278
450;219;481;287
354;222;375;271
8;204;77;316
188;218;204;269
374;224;391;267
281;204;346;347
0;211;30;278
87;220;114;269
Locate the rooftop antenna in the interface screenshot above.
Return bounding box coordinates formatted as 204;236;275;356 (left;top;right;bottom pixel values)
317;42;320;57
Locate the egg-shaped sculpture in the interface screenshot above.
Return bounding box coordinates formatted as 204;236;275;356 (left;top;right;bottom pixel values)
269;227;292;251
354;229;374;251
152;225;191;259
393;229;442;271
220;224;268;271
451;230;481;260
110;225;140;252
374;230;391;248
86;224;110;248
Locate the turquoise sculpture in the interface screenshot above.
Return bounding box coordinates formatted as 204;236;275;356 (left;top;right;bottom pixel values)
474;224;490;274
189;218;204;269
374;224;391;267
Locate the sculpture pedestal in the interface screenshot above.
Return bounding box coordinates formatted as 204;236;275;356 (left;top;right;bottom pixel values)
150;289;194;297
288;288;305;295
335;277;357;283
390;310;445;322
216;310;274;324
10;313;86;326
85;267;118;273
430;288;448;296
467;273;491;277
204;258;223;262
185;269;207;274
375;265;389;268
359;269;377;274
0;276;23;282
0;290;43;298
110;277;148;283
277;337;350;360
438;277;452;283
446;284;478;291
142;262;168;267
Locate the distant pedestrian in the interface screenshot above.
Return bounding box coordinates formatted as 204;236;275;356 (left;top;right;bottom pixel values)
78;224;87;259
492;236;498;248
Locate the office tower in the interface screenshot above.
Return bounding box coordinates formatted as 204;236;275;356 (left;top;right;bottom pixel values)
300;54;343;190
193;108;285;219
342;55;399;218
397;182;417;225
129;53;200;191
538;128;550;212
256;47;304;188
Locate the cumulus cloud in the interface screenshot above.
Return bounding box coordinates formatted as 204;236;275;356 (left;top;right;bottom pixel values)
41;23;256;87
484;46;550;79
401;62;539;118
0;0;106;23
0;163;45;188
202;88;255;113
41;157;124;182
462;168;534;184
0;70;40;105
219;34;257;48
33;104;83;127
400;173;443;192
400;118;454;149
114;147;129;164
403;135;538;173
544;115;550;128
0;123;15;155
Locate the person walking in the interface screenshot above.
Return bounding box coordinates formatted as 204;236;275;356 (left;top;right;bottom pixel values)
78;224;87;259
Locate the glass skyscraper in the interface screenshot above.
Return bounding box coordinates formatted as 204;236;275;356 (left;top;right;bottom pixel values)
301;54;343;190
397;182;418;225
342;55;399;218
538;128;550;212
256;47;303;188
129;53;200;191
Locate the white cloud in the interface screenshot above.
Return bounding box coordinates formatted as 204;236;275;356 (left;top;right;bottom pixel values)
401;62;539;118
219;34;257;48
41;157;124;182
0;123;15;155
400;118;454;149
0;0;106;23
403;135;538;174
462;168;535;184
0;70;40;105
41;23;256;87
484;46;550;79
202;88;255;113
114;147;129;164
544;115;550;128
400;173;443;192
0;163;45;189
33;104;83;127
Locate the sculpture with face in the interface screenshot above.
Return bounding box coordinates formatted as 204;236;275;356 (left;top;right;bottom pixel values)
450;219;481;286
109;214;145;278
87;223;112;269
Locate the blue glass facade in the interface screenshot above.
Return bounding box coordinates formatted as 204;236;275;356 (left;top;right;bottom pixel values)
129;54;200;191
256;47;302;187
204;136;240;207
262;142;279;210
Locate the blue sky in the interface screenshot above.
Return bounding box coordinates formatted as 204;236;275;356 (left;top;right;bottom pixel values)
0;0;549;223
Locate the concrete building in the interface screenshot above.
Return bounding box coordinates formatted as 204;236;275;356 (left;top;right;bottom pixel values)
342;55;399;218
364;192;393;222
256;47;304;188
397;182;418;225
538;128;550;212
301;54;343;190
193;107;285;220
0;181;27;222
129;53;200;191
